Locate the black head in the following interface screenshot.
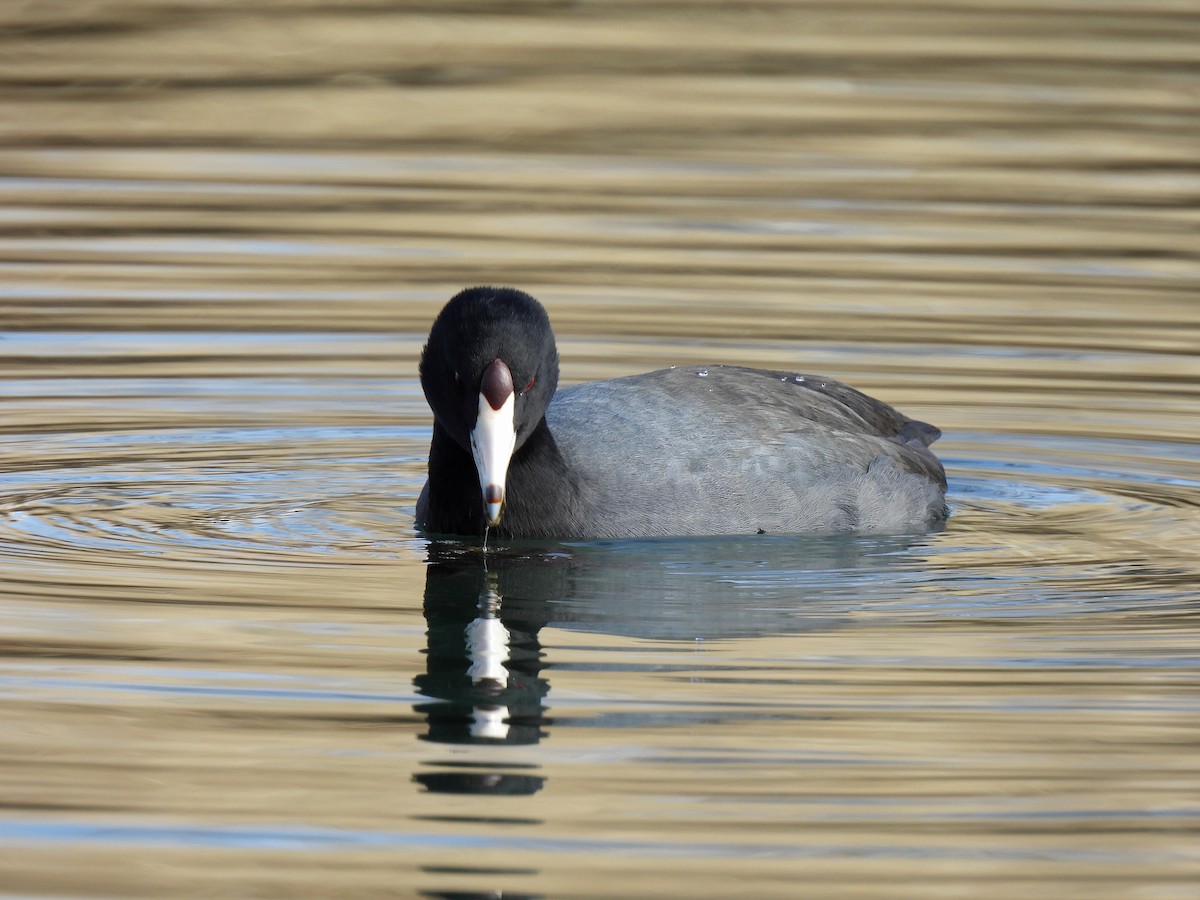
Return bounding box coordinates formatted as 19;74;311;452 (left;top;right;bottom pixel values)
419;287;560;453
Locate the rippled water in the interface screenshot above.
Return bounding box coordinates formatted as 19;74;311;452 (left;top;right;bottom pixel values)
2;2;1199;897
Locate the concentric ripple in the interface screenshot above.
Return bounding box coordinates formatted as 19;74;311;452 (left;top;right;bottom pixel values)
3;425;1197;563
0;425;427;566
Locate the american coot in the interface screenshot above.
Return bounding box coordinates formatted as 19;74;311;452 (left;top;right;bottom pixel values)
417;287;948;539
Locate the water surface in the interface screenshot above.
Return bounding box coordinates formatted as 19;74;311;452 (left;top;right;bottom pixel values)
1;2;1198;897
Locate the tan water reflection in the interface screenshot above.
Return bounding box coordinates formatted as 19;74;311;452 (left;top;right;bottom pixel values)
1;1;1199;897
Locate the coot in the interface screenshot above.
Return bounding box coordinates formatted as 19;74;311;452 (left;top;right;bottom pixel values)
416;287;947;539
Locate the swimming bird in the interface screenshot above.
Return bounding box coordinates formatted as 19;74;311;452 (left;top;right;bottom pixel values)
416;287;947;539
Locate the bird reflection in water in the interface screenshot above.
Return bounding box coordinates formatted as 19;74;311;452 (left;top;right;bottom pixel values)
412;542;553;798
412;529;925;801
462;580;516;739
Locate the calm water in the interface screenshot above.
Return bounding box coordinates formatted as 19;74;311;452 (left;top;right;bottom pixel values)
1;2;1199;897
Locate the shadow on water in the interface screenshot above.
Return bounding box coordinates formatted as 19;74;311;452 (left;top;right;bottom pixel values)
412;531;935;795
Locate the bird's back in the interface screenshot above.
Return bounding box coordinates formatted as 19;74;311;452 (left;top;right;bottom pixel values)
543;365;947;537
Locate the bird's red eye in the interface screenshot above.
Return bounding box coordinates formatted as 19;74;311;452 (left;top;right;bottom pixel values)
523;376;536;394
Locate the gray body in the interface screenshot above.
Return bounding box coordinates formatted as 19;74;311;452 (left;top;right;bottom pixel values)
534;364;947;538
